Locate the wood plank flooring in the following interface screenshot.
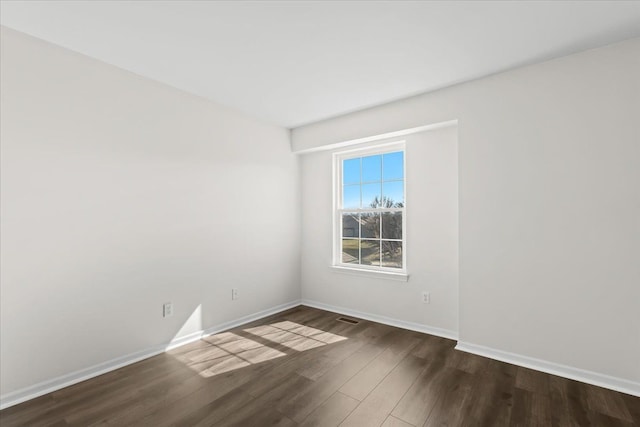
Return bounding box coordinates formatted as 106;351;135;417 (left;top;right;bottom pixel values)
1;305;638;426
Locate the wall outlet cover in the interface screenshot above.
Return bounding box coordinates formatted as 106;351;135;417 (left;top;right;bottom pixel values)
163;302;173;317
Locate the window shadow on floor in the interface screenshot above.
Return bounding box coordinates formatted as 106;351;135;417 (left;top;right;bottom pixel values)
167;319;347;378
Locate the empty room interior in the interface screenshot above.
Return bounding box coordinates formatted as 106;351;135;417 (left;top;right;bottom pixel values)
1;1;639;426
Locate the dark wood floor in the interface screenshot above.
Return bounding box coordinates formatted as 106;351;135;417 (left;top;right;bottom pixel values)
1;306;638;426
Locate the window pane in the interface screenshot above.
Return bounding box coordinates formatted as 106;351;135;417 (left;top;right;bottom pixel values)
342;239;359;264
381;241;402;268
343;158;360;185
362;155;382;182
382;181;404;206
361;213;380;238
342;213;359;238
382;212;402;239
343;185;360;209
362;183;381;208
383;151;403;181
361;240;380;266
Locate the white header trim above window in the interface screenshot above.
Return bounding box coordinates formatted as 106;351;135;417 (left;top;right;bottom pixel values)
294;119;457;154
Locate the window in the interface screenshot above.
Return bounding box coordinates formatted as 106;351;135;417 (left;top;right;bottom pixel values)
334;142;406;274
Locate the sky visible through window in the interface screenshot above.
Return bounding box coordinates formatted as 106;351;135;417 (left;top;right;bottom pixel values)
343;151;404;209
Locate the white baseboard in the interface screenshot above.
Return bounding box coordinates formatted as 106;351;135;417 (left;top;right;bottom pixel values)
163;299;303;351
198;300;302;344
0;299;302;410
455;341;640;397
7;299;634;410
0;346;166;411
301;299;458;340
301;299;639;397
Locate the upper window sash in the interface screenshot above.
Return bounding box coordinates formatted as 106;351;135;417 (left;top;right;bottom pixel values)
336;144;405;212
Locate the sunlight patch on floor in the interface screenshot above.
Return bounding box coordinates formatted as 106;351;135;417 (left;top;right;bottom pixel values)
171;320;347;378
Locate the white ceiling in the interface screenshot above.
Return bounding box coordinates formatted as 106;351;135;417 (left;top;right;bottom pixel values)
2;1;640;128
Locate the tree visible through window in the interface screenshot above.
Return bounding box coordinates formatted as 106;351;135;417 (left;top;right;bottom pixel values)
336;146;405;270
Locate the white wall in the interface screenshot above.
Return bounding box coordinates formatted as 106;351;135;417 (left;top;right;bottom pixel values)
301;127;459;337
0;27;300;397
294;38;640;386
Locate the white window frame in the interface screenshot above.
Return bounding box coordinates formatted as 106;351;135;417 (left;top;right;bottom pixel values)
332;141;408;280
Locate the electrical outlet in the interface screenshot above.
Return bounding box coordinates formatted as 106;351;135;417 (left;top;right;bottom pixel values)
163;302;173;317
231;288;238;300
422;292;430;304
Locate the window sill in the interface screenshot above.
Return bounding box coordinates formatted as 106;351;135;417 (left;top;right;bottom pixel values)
330;265;409;282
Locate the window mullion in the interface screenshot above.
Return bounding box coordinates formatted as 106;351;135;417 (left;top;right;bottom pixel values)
359;157;362;265
379;155;383;265
337;208;404;213
358;213;362;265
379;207;383;266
